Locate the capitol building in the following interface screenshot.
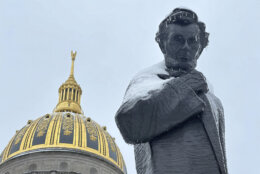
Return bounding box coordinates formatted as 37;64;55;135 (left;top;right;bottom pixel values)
0;51;127;174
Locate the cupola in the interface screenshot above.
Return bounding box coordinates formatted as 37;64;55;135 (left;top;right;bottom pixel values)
54;51;83;114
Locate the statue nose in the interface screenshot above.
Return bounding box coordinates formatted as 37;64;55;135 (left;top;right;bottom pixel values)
182;40;190;50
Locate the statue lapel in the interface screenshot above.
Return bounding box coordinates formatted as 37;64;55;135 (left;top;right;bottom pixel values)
200;94;226;174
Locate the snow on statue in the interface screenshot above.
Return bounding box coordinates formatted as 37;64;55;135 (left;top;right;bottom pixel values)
115;8;228;174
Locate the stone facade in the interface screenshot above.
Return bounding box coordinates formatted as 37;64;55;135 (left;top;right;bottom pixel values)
0;151;123;174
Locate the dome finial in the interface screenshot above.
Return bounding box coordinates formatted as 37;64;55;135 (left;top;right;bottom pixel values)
54;51;83;114
70;50;77;77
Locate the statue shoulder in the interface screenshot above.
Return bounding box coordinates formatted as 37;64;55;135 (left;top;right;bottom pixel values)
132;61;168;80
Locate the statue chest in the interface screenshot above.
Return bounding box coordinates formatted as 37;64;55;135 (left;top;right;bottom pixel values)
150;116;220;174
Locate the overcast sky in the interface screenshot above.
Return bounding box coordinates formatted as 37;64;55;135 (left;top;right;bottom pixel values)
0;0;260;174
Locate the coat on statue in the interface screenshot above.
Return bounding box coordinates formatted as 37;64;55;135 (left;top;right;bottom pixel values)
115;61;228;174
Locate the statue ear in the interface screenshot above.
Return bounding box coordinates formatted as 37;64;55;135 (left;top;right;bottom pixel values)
158;41;166;54
196;44;203;59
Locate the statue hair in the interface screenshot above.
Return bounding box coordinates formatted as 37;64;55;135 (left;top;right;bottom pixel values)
155;8;209;56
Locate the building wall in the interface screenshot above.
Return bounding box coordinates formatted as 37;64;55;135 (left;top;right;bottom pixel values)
0;151;123;174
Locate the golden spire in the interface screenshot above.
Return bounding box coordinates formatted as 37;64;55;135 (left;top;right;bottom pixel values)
54;50;83;114
70;51;76;77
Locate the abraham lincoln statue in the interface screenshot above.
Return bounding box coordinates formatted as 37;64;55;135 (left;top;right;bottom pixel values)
115;8;228;174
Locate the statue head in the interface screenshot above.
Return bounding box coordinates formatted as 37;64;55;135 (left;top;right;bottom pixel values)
156;8;209;74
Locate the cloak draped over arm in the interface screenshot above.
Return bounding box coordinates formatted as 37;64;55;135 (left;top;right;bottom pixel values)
115;66;206;144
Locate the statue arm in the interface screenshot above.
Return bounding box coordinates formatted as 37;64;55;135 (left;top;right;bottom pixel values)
115;78;205;144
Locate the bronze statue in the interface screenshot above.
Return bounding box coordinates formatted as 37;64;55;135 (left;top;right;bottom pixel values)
115;8;228;174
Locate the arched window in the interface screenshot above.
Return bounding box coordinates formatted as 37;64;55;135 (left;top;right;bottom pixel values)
50;171;58;174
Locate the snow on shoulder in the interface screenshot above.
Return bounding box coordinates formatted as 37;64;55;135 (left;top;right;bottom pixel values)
122;61;173;110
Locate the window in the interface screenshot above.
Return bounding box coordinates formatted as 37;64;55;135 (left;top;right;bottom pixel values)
61;89;64;101
65;88;68;100
73;89;76;101
69;88;72;100
76;91;78;102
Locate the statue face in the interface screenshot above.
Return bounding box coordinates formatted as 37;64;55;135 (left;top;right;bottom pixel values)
162;23;202;72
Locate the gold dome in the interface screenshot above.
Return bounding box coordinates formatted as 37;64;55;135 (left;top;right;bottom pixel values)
0;113;126;173
0;51;127;174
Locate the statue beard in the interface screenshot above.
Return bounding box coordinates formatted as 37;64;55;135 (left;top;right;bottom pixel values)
166;67;189;77
165;56;198;77
165;59;196;77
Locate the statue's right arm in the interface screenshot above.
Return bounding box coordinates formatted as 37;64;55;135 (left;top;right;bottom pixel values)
115;77;206;144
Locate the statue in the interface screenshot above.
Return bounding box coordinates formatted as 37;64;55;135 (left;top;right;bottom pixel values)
115;8;228;174
71;50;77;61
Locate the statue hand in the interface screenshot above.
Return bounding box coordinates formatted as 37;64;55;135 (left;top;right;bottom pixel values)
180;70;208;94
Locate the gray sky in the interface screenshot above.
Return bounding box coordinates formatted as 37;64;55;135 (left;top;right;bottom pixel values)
0;0;259;173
